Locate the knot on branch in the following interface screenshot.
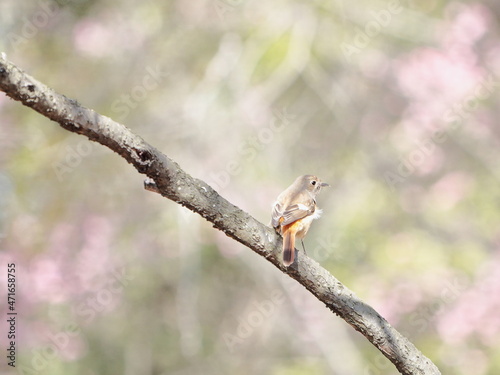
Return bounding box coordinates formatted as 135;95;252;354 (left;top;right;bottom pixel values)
134;148;152;162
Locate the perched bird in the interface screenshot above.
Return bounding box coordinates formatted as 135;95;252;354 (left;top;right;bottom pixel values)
271;175;329;266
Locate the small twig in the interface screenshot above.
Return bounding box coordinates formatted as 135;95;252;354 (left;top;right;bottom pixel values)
144;178;160;193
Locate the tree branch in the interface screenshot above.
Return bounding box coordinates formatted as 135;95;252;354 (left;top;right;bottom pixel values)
0;56;441;375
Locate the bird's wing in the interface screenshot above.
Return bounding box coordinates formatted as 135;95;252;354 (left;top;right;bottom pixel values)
280;202;315;226
271;201;284;228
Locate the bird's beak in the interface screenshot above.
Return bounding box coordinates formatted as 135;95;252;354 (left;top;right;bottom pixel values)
321;182;330;187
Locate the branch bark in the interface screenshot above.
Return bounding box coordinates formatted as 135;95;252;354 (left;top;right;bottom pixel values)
0;56;441;375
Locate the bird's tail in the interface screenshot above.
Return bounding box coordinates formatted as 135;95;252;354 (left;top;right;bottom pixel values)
283;229;295;267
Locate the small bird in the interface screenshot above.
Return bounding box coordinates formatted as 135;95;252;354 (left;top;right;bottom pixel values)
271;175;329;267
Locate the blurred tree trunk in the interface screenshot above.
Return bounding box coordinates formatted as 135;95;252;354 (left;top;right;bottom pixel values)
0;57;441;375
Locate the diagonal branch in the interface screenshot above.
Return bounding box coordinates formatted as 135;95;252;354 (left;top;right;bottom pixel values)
0;56;441;375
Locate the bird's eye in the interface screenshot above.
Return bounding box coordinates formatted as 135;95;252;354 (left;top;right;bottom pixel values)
311;180;316;185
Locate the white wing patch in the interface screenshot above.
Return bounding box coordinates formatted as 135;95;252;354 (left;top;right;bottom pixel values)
297;203;310;211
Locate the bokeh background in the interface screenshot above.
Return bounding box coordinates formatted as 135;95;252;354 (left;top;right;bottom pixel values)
1;0;500;374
